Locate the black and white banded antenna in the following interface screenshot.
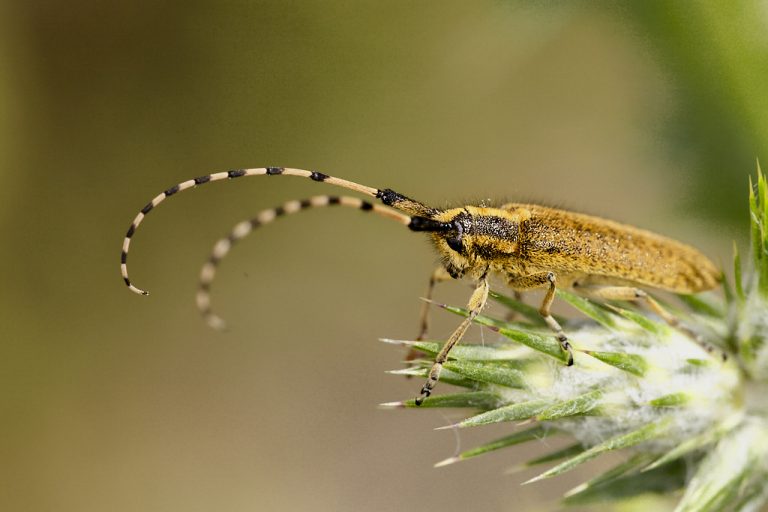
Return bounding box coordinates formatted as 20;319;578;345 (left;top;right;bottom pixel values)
121;166;443;299
195;194;421;329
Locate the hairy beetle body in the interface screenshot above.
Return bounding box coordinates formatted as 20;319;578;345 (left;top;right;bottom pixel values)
431;203;719;294
120;167;721;405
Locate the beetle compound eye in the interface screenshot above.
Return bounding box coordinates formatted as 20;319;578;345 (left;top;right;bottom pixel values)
445;218;465;253
446;236;464;253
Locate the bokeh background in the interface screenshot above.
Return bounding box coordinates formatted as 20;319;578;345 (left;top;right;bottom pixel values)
2;2;767;511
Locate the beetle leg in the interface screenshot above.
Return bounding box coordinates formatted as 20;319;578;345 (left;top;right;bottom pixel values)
507;272;574;366
415;273;489;405
539;273;574;366
574;285;726;361
406;267;454;362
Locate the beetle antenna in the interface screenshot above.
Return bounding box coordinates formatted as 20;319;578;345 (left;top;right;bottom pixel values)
121;167;440;295
196;194;416;329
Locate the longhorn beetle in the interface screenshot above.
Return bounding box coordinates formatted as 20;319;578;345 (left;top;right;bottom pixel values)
121;167;721;405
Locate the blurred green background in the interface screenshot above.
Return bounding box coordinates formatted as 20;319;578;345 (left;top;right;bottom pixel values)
2;2;766;511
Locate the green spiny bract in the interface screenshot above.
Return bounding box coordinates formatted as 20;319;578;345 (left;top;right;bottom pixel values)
384;164;768;511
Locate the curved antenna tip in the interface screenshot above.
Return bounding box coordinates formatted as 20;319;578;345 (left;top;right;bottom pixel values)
128;283;150;296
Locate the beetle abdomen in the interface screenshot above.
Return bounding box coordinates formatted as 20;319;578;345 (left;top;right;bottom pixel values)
506;203;721;294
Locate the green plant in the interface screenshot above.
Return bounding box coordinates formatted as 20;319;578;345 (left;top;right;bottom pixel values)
384;165;768;511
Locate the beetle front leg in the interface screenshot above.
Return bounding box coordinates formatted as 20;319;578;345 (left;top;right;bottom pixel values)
415;273;489;406
406;267;454;362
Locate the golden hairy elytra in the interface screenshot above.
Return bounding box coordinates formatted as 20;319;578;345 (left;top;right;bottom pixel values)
121;167;722;405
